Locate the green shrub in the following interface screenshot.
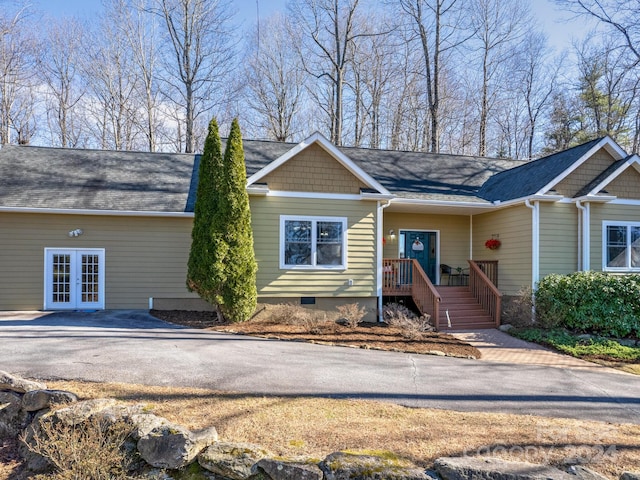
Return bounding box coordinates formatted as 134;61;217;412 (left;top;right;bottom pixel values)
535;272;640;338
512;328;640;362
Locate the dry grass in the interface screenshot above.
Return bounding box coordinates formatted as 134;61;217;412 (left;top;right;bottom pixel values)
4;380;629;480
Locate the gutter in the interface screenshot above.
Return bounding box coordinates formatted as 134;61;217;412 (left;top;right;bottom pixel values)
0;206;194;218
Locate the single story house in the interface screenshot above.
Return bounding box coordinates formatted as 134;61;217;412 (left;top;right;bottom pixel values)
1;134;638;328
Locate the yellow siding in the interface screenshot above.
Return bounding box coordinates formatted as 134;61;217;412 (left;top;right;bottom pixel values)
383;212;470;282
554;148;616;197
606;168;640;199
472;206;532;295
539;202;578;277
589;203;640;271
250;196;377;297
0;212;197;310
262;144;367;194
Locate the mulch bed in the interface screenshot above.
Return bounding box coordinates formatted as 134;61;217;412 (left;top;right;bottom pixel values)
150;310;481;359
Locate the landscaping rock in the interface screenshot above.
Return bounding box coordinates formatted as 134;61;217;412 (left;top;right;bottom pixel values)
566;465;609;480
0;391;29;437
21;389;78;412
129;413;171;440
0;370;46;393
51;398;118;426
498;324;514;332
137;423;218;470
621;472;640;480
252;458;324;480
434;456;607;480
198;441;271;479
320;451;429;480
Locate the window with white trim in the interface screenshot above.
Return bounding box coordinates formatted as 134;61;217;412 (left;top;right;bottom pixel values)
603;222;640;271
280;216;347;269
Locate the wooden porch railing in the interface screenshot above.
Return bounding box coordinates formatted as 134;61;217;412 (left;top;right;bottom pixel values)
474;260;498;287
382;258;441;328
468;260;502;326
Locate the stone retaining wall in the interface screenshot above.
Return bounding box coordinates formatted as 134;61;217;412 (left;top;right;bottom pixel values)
0;371;636;480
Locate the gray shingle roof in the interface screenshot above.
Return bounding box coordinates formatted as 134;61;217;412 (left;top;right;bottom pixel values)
0;138;608;213
477;138;604;201
574;156;630;197
0;145;197;212
341;146;524;201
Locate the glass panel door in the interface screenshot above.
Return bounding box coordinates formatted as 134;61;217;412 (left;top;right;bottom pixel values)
45;249;105;310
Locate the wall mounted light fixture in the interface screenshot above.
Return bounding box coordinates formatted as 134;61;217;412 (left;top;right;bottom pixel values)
68;229;83;237
389;229;395;238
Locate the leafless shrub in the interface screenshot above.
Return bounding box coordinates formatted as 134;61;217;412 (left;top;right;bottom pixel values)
268;303;327;334
502;286;534;327
383;303;434;339
336;303;367;328
21;415;134;480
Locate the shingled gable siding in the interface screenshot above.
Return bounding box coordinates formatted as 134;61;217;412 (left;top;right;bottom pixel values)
471;205;532;296
382;212;470;282
249;196;377;298
538;202;578;278
589;203;640;271
554;147;617;197
605;167;640;199
0;212;197;310
260;143;368;194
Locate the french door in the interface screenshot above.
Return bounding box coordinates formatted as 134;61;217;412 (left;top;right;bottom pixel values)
44;249;105;310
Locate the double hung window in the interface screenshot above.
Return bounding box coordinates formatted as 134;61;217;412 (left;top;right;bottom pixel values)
604;222;640;271
281;216;347;269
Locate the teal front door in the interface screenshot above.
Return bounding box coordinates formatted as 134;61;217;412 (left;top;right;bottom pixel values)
401;230;437;283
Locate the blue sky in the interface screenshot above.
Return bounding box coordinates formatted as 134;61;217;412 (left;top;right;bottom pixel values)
33;0;586;53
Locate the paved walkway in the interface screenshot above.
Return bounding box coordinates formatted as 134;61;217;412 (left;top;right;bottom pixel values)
451;329;628;374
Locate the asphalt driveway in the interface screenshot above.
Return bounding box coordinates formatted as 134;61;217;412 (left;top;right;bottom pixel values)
1;310;640;424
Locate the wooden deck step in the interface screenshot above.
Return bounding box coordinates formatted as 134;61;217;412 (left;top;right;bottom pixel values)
435;286;495;330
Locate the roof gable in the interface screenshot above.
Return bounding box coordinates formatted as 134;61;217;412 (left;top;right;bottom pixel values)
478;137;626;202
246;132;390;195
576;155;640;198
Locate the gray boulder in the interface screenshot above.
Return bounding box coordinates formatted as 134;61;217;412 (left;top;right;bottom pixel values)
128;413;171;440
0;371;46;393
622;473;640;480
137;423;218;470
252;458;323;480
434;457;608;480
51;398;117;426
320;451;429;480
0;391;29;437
198;441;271;479
21;389;78;412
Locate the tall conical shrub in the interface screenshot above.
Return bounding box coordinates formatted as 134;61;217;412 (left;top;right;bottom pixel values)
219;118;258;322
186;118;228;316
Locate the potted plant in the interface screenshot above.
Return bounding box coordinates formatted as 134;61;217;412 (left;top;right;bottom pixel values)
485;238;501;250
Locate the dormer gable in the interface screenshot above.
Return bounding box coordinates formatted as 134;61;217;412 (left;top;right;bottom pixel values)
246;132;390;196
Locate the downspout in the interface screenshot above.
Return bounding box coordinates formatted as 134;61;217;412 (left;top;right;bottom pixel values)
469;215;473;260
576;200;590;271
525;199;540;289
377;200;392;322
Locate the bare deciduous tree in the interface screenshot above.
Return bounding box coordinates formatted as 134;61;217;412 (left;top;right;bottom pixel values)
151;0;235;153
244;13;306;142
38;17;87;147
290;0;369;146
0;3;37;145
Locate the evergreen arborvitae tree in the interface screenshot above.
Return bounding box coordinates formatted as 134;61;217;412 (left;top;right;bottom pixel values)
186;118;228;317
219;118;258;322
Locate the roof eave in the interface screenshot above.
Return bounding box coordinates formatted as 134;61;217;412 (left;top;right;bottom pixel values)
0;206;194;217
